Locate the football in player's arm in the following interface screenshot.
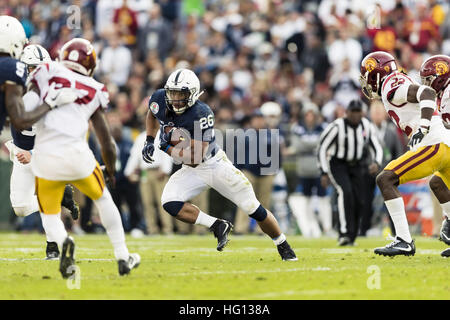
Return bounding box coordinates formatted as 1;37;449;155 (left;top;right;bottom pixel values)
142;68;297;261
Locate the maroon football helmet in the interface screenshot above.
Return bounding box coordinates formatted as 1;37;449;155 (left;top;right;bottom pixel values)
420;55;450;95
58;38;97;77
360;51;398;99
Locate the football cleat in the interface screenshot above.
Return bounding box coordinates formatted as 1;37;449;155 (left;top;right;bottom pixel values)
209;219;233;251
338;236;354;246
62;185;80;220
277;241;298;261
374;236;415;257
441;248;450;257
45;241;59;260
439;217;450;245
59;236;76;279
118;253;141;276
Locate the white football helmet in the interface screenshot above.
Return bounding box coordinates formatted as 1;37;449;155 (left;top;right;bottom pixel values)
164;68;203;114
21;44;51;71
0;15;28;59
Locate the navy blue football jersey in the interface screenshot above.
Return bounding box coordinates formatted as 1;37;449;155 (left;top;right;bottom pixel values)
148;89;218;158
0;56;27;133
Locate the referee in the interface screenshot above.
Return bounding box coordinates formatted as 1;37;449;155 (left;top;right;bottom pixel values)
318;100;383;246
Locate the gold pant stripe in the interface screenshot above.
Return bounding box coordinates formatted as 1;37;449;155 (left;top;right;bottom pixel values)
391;145;433;172
95;163;105;188
397;144;440;177
93;166;105;191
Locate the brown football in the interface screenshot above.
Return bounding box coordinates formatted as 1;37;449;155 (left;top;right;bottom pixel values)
164;126;190;146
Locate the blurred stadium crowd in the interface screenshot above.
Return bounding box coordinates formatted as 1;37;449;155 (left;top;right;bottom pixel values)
1;0;449;239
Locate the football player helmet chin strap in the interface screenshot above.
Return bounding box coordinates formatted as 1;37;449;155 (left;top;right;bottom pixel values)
164;68;204;115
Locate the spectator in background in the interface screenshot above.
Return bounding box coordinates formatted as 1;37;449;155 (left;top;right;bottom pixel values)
328;57;361;109
327;27;362;72
100;32;133;89
125;130;174;235
404;2;440;53
367;7;397;54
287;102;332;238
260;101;291;234
300;32;331;85
107;112;145;235
138;4;174;63
234;110;278;234
113;0;139;48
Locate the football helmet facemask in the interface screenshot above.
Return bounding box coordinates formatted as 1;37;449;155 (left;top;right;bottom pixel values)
360;51;398;100
21;44;51;73
164;68;203;115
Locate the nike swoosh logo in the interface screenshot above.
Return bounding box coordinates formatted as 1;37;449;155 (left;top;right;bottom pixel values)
394;245;412;251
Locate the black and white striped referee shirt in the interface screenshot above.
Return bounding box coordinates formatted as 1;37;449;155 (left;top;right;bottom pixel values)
318;117;383;174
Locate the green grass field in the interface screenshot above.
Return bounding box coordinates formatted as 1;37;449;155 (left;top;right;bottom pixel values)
0;232;449;300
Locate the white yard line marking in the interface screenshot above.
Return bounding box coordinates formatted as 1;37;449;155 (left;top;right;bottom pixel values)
0;258;115;262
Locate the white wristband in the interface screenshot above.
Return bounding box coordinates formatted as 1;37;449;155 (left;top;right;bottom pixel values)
419;99;435;111
419;118;431;128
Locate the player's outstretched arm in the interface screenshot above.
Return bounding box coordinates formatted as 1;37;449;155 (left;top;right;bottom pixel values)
91;108;117;180
4;82;51;131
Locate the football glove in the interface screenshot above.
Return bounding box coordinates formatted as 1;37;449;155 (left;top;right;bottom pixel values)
44;82;78;109
408;125;429;150
142;136;155;163
159;127;174;152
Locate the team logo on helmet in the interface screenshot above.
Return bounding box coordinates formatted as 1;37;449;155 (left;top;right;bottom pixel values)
365;57;377;72
150;102;159;114
434;61;449;76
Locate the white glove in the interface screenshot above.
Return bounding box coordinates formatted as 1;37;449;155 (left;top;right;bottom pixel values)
44;82;78;109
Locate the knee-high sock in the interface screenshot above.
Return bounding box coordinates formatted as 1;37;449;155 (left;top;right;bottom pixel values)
440;201;450;219
40;212;67;248
94;188;129;261
40;212;61;243
385;197;412;243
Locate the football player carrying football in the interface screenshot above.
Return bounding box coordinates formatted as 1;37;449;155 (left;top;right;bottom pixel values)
419;54;450;258
360;51;450;257
142;69;297;261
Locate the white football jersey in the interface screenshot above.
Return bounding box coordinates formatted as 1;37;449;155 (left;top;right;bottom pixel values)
438;84;450;125
29;61;109;180
381;71;450;149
